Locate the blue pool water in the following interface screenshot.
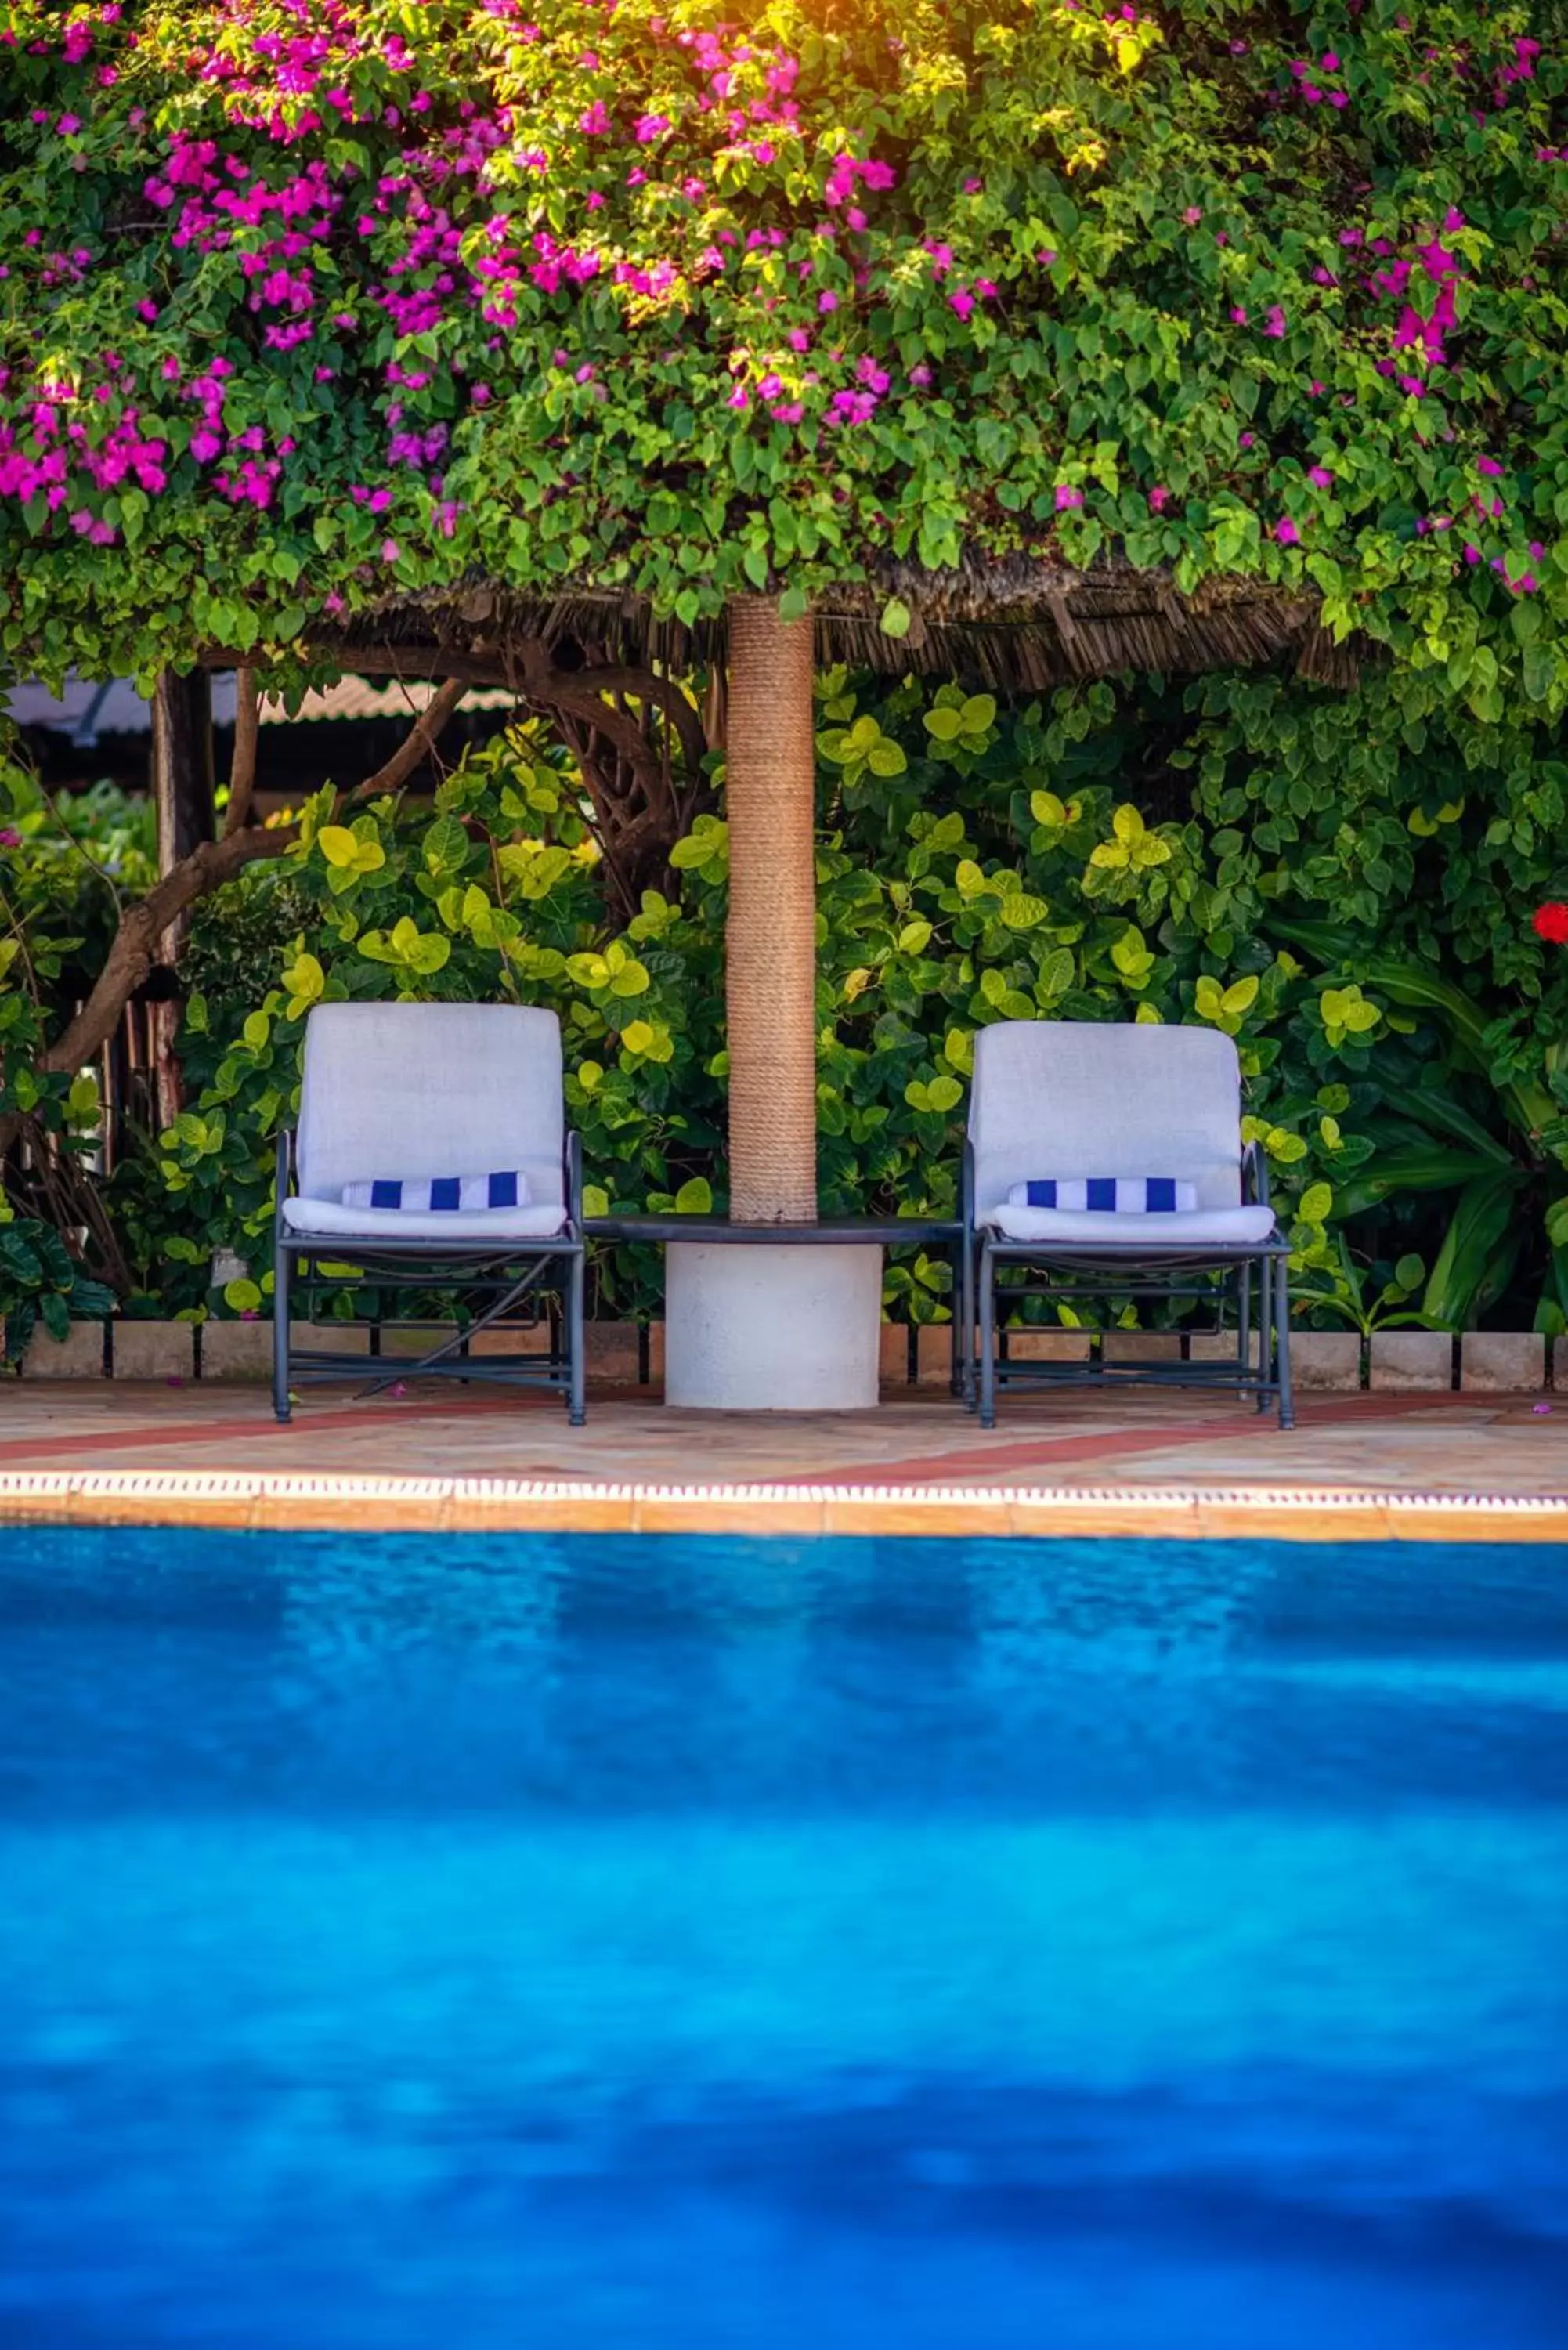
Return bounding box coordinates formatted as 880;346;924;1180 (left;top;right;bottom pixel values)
1;1526;1565;2347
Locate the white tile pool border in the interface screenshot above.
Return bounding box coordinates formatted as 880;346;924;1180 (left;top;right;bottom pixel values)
1;1469;1566;1540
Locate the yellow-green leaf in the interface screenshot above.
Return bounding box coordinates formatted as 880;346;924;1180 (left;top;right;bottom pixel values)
317;825;359;868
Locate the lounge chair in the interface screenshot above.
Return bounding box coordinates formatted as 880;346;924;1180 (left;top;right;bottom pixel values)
271;1002;586;1424
960;1020;1293;1429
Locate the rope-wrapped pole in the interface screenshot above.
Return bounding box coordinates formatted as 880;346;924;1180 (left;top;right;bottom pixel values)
724;595;818;1224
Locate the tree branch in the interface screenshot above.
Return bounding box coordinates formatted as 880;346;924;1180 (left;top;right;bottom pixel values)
3;679;477;1167
341;676;468;801
38;679;472;1076
38;824;299;1079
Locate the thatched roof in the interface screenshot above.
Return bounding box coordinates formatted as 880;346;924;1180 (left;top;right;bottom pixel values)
305;557;1365;696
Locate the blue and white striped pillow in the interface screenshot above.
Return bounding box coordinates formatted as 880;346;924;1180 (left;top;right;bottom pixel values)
1006;1177;1197;1213
341;1172;530;1213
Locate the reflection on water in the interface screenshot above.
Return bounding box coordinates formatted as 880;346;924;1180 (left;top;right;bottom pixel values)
2;1527;1566;2347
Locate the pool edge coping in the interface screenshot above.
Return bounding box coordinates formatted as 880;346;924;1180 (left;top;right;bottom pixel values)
1;1469;1566;1541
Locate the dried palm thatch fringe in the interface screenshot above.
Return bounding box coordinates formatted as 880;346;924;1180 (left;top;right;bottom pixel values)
285;559;1367;699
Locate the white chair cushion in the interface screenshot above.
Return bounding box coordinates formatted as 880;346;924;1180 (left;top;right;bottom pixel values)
282;1195;567;1242
296;1003;565;1210
970;1021;1248;1220
988;1203;1276;1246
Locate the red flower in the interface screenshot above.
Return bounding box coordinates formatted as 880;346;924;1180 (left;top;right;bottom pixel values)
1532;902;1568;945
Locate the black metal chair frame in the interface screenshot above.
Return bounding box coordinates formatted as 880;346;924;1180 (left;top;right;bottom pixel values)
271;1128;587;1426
961;1141;1294;1430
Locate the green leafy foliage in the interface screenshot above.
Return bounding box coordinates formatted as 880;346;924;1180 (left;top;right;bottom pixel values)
0;1;1563;729
8;655;1568;1333
0;1217;114;1364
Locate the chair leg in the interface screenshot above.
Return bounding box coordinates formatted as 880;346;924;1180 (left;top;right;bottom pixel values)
959;1234;976;1407
272;1239;292;1423
978;1246;998;1430
1274;1253;1295;1430
1237;1259;1252;1405
567;1247;587;1426
1255;1250;1273;1415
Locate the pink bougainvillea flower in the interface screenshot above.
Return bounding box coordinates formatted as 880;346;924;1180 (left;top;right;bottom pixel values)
579;101;609;136
1147;485;1169;512
1264;305;1288;338
1274;516;1302;545
1182;206;1202;226
1307;465;1334;487
1054;483;1083;512
948;287;975;321
0;827;22;850
818;290;838;313
1229;305;1248;324
380;537;399;562
1477;457;1504;476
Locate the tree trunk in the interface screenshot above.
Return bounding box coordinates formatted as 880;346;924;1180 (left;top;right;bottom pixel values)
724;596;817;1224
152;668;216;866
149;669;215;1127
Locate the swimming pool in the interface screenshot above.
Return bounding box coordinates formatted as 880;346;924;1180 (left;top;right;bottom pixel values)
2;1524;1564;2347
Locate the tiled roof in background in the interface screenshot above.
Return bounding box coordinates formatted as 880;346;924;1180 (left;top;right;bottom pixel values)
6;674;518;747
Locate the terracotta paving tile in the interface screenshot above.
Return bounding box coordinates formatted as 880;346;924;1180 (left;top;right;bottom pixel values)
1;1382;1564;1529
